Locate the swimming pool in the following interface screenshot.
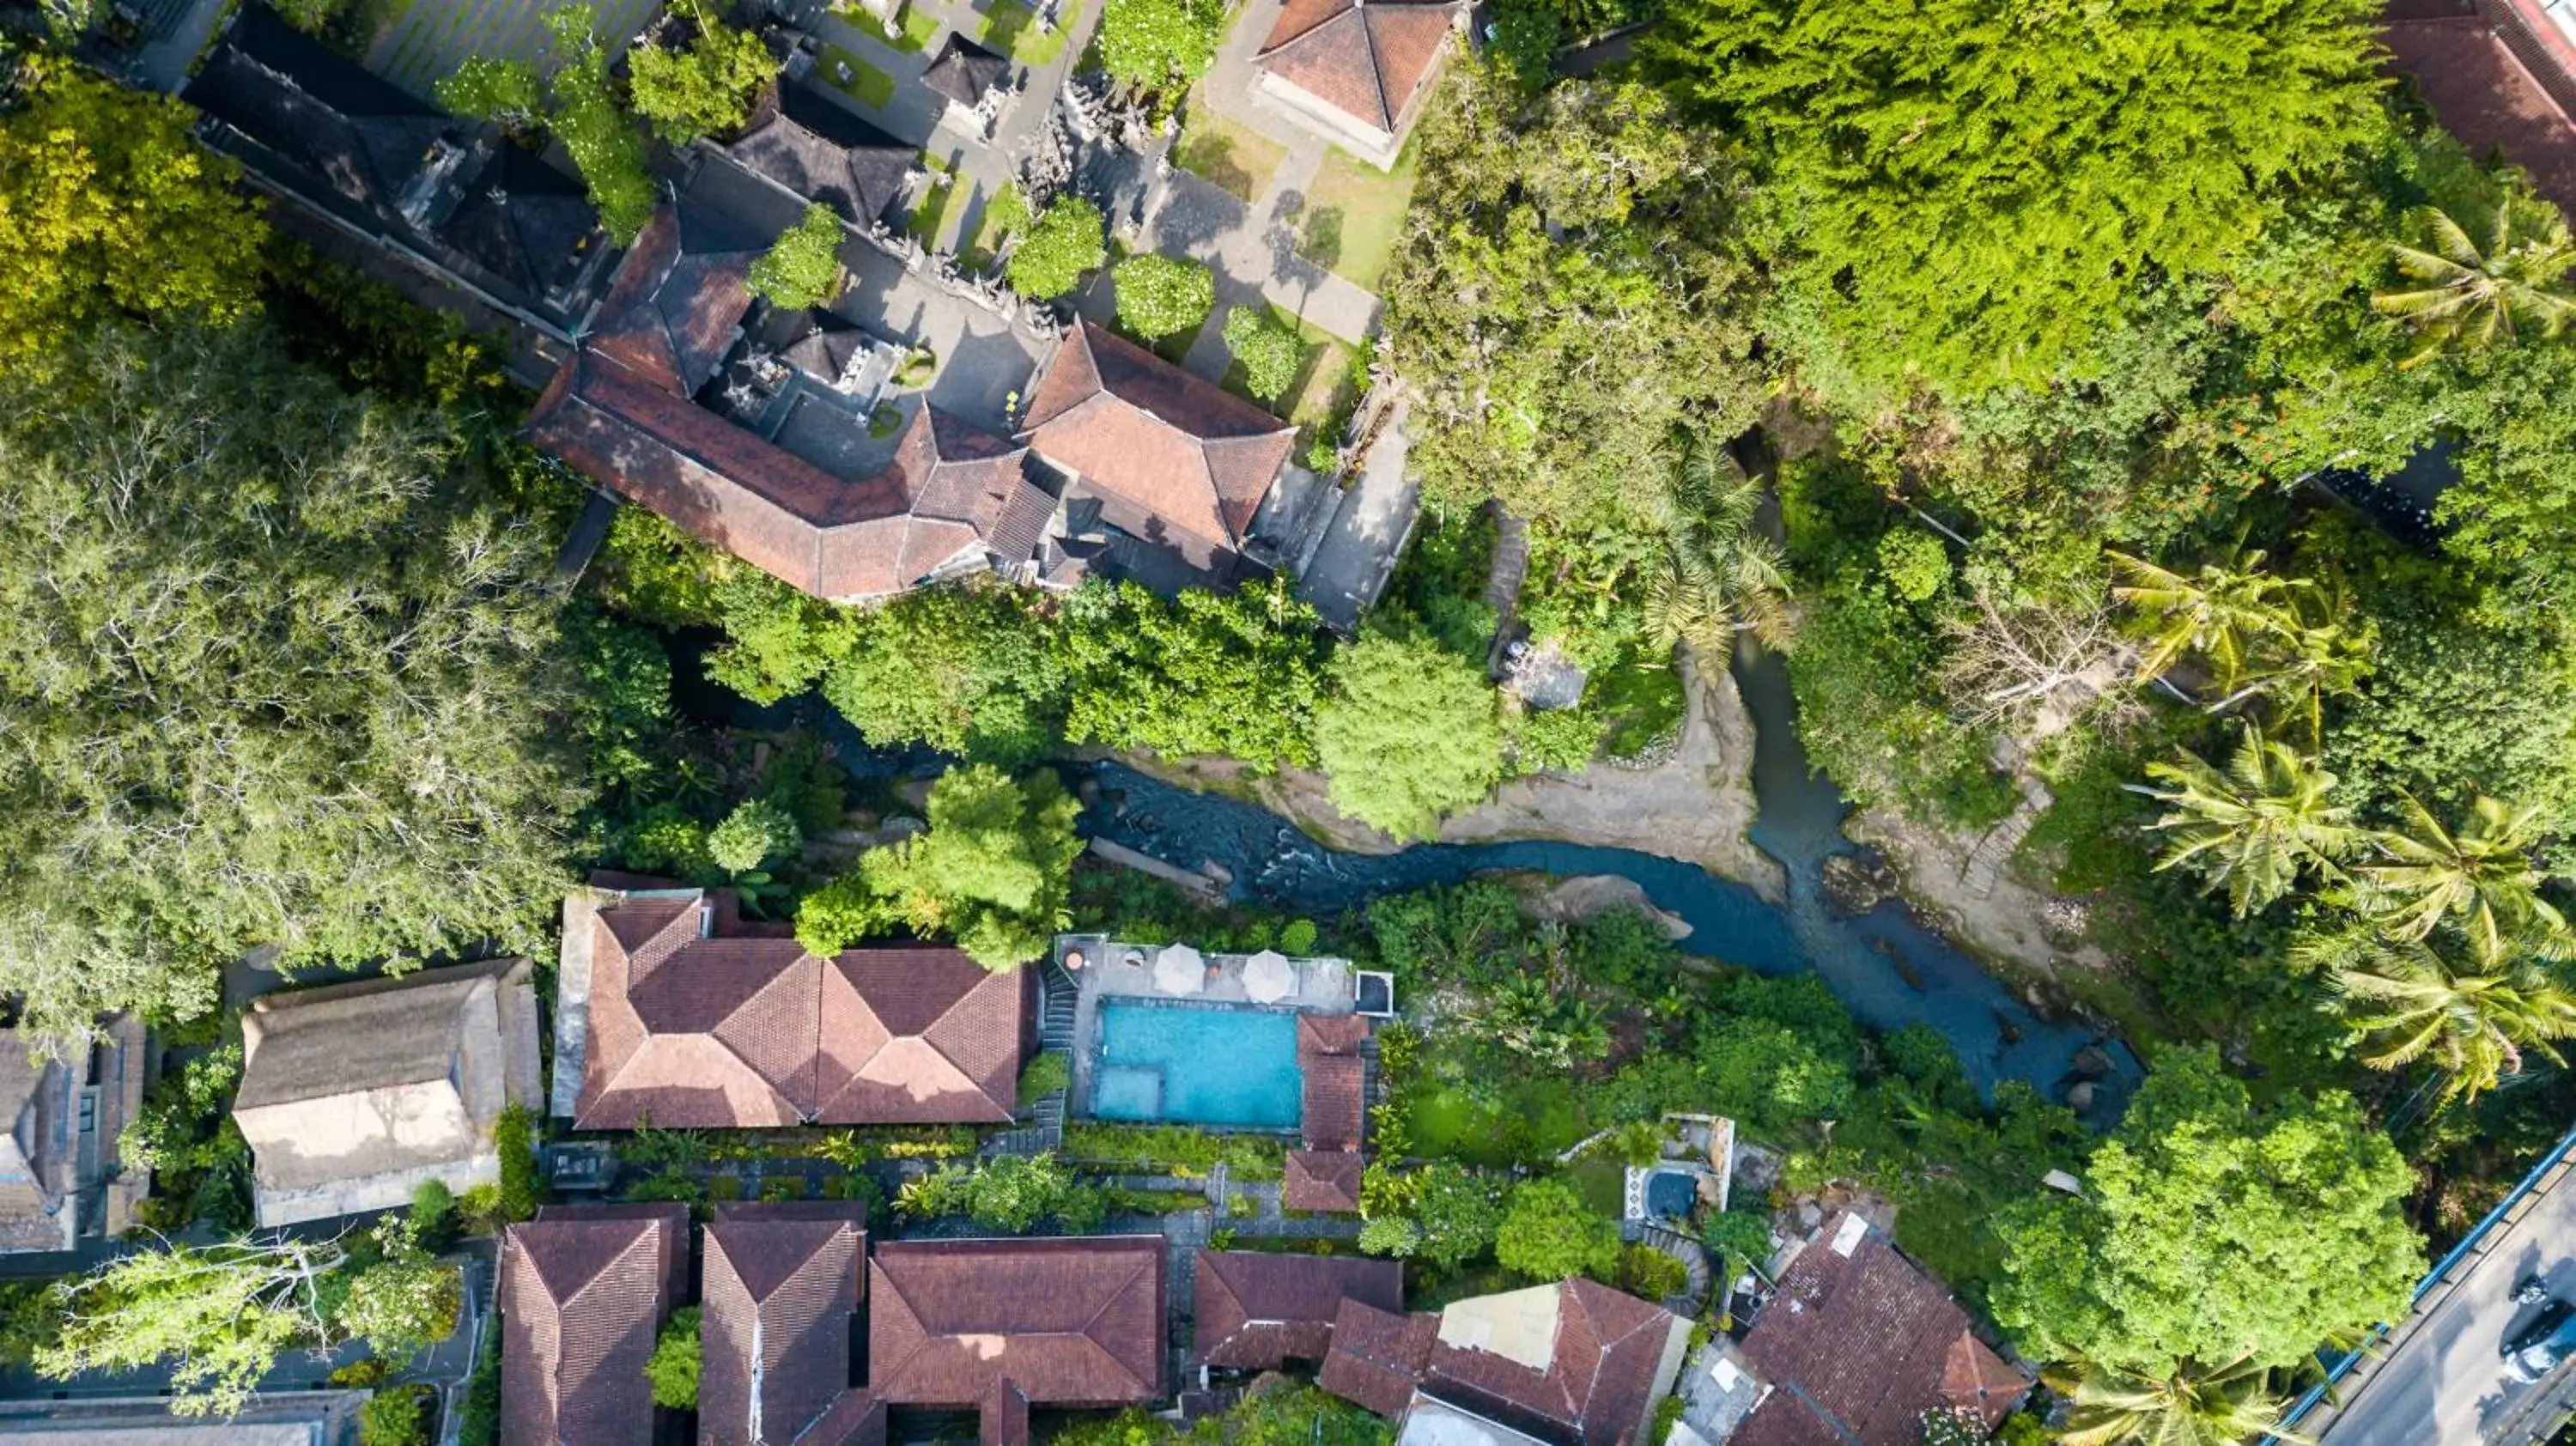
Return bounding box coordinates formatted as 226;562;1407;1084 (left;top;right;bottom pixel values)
1091;1000;1302;1130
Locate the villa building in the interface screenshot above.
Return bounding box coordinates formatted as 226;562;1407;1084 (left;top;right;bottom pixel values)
701;1200;884;1446
0;1017;148;1254
1318;1279;1691;1446
1196;1250;1405;1370
183;4;616;335
232;957;542;1228
500;1203;691;1446
560;884;1033;1130
727;80;920;230
869;1236;1168;1445
1252;0;1465;169
1018;321;1303;591
1719;1211;2030;1446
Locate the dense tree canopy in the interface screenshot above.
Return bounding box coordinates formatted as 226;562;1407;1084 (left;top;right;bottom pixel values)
1315;633;1505;840
1649;0;2387;394
1058;579;1326;770
0;324;584;1037
1006;197;1108;301
1991;1046;2419;1376
1113;253;1215;340
1096;0;1225;93
627;0;775;143
1381;74;1762;526
0;62;265;367
746;204;846;310
797;765;1079;969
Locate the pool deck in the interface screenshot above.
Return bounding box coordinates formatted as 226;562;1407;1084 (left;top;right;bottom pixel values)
1054;934;1357;1127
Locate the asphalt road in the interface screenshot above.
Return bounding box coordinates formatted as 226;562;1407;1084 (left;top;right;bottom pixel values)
2319;1168;2576;1446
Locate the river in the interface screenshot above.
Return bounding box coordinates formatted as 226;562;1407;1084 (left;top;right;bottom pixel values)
708;639;2142;1121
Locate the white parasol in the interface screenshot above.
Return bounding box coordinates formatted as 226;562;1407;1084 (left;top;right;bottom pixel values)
1242;950;1295;1004
1152;944;1206;995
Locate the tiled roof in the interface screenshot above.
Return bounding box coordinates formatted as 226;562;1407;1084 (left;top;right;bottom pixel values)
182;5;454;220
1256;0;1457;134
1419;1280;1689;1446
869;1236;1166;1407
701;1200;870;1446
729;82;917;227
1284;1151;1366;1213
501;1204;689;1446
921;33;1009;106
436;144;605;304
1319;1300;1438;1416
1297;1017;1370;1152
577;890;1030;1128
1020;322;1294;564
527;208;1053;603
1195;1251;1403;1370
1733;1212;2030;1446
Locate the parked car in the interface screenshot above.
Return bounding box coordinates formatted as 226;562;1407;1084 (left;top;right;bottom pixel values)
2502;1297;2576;1384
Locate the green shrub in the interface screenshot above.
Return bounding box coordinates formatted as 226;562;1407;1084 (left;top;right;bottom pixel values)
453;1328;501;1446
1279;918;1320;955
493;1105;542;1223
745;203;846;309
1060;1123;1285;1178
1005;197;1107;300
545;7;656;244
1018;1052;1072;1104
1114;253;1215;339
357;1384;433;1446
628;0;774;143
645;1307;701;1408
1616;1244;1689;1300
435;58;544;130
1222;306;1301;402
1495;1177;1619;1283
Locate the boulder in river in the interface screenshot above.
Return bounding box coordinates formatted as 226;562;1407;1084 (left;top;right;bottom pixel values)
1505;873;1692;940
1820;850;1899;917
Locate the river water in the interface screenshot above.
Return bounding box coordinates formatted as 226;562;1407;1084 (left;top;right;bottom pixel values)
1072;646;2140;1121
710;639;2141;1121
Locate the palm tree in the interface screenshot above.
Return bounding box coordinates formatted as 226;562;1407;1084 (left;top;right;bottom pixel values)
2359;793;2568;953
2144;724;2358;917
2372;196;2576;368
2110;544;2311;697
1644;428;1792;655
2299;923;2576;1103
2053;1354;2306;1446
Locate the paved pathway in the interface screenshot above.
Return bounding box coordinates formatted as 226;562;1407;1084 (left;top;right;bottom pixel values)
368;0;662;100
1300;396;1419;631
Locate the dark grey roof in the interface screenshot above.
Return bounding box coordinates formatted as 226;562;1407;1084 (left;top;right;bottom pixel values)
729;82;918;226
435;145;605;302
920;33;1008;106
183;4;459;220
779;312;871;384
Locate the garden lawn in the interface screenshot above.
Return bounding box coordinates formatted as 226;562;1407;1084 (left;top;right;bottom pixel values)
817;45;899;109
1174;105;1289;203
1405;1079;1586;1166
981;0;1084;64
1299;137;1420;292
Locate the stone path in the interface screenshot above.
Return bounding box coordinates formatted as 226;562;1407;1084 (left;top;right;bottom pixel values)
368;0;662;100
1156;140;1382;368
1299;396;1418;632
1959;775;2053;899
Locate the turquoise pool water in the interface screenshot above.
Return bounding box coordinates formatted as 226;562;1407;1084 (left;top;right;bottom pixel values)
1091;1000;1301;1130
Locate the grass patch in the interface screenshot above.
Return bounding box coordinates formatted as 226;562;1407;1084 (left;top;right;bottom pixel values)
1173;104;1289;203
1568;1159;1628;1217
981;0;1083;65
1405;1081;1586;1167
1060;1122;1286;1179
1300;135;1421;293
837;0;941;52
908;154;961;246
1594;653;1687;760
817;45;898;109
1285;336;1358;431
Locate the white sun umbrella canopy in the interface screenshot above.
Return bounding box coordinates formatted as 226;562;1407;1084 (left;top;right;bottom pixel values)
1242;950;1295;1004
1152;944;1206;994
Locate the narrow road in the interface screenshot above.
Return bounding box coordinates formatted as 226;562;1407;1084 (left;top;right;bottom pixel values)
2304;1132;2576;1445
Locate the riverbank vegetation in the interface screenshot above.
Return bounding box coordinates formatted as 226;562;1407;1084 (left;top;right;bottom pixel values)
5;0;2574;1434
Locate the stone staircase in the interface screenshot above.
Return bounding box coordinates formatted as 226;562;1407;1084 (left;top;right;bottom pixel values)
1483;507;1531;675
1959;775;2053;899
983;957;1079;1157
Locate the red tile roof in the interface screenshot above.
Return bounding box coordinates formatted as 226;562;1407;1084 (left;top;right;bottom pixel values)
869;1236;1167;1409
1256;0;1458;135
1195;1250;1403;1370
501;1204;689;1446
1019;322;1293;562
527;207;1053;603
1420;1280;1689;1446
1284;1151;1366;1213
1318;1300;1438;1417
1732;1212;2030;1446
578;890;1030;1128
1297;1016;1370;1152
701;1200;870;1446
